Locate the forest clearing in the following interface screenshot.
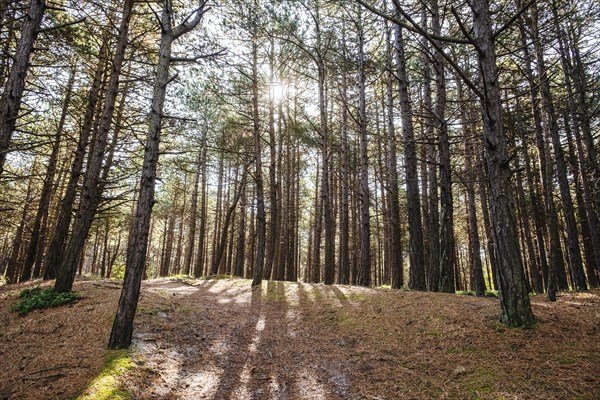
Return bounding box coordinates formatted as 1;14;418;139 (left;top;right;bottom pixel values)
1;277;599;400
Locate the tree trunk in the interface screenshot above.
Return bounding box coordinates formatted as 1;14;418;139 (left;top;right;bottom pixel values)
392;12;424;291
54;0;134;293
431;0;454;293
381;21;402;289
44;36;110;280
193;129;208;278
472;0;534;326
529;3;587;291
356;13;371;287
5;164;37;283
109;0;205;349
183;150;201;275
0;0;46;176
458;81;486;296
251;38;267;287
212;168;247;274
21;67;75;281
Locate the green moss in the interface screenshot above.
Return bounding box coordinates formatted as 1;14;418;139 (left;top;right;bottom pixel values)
11;286;80;315
76;350;135;400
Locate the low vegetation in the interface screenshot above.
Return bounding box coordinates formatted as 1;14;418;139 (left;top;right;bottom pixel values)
10;286;80;315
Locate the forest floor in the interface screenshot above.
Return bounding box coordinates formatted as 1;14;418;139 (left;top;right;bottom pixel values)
0;277;599;400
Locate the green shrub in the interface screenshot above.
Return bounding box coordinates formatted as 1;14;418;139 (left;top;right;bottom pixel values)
11;286;81;315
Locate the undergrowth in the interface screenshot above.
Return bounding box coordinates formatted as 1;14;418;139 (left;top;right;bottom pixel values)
11;286;80;315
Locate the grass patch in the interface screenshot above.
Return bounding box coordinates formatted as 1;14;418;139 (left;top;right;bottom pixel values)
76;350;135;400
11;286;80;316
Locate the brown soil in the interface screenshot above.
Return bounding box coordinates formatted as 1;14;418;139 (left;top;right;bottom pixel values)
1;278;599;399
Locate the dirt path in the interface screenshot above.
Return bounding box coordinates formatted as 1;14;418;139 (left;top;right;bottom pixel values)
1;278;599;399
128;280;356;399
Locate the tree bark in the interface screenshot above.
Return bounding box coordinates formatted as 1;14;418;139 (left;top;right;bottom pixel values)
109;0;205;349
356;10;371;287
431;0;454;293
44;36;109;280
251;38;267;287
0;0;46;176
528;4;587;291
472;0;534;325
54;0;134;293
21;67;75;281
385;19;403;289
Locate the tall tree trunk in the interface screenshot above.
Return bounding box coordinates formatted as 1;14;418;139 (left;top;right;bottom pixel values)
356;13;371;287
21;67;75;281
212;168;247;274
54;0;134;293
458;81;486;296
109;0;205;348
193;129;208;278
385;19;403;289
431;0;454;293
0;0;46;176
5;164;37;283
472;0;534;325
517;17;562;297
45;37;110;280
251;38;267;287
393;10;425;290
183;151;201;276
234;187;246;278
265;40;278;280
529;4;587;291
552;4;600;287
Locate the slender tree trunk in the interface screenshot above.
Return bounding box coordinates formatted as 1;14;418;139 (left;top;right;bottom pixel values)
529;4;587;291
356;14;371;287
392;11;425;291
43;34;104;280
183;151;201;275
472;0;534;325
251;38;267;287
212;168;247;274
5;165;37;283
552;5;600;287
431;0;454;293
384;19;403;289
109;0;205;348
265;41;278;280
21;68;75;280
0;0;46;176
54;0;134;293
458;82;486;296
419;19;440;291
193;129;208;278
